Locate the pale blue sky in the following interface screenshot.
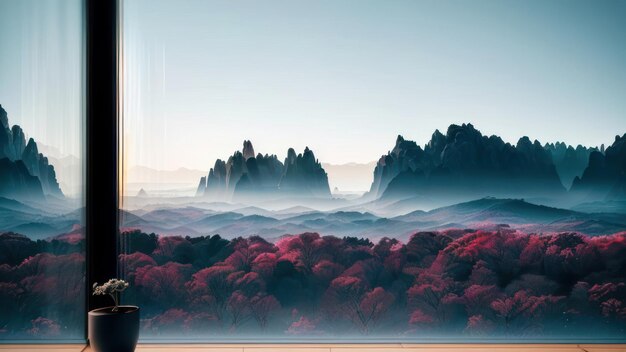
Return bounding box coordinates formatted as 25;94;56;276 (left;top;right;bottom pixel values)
123;0;626;170
1;0;625;173
0;0;84;158
0;0;84;196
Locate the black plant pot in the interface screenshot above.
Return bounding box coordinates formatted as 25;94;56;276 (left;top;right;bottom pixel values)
88;306;140;352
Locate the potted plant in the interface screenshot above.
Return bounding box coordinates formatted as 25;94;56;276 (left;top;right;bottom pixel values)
88;279;140;352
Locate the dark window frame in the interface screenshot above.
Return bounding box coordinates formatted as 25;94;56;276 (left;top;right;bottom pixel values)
85;0;119;330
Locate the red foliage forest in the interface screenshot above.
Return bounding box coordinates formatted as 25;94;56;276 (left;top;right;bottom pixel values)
1;228;625;339
0;233;84;339
118;229;626;339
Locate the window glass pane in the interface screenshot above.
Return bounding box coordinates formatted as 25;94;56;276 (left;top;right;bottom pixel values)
120;0;626;341
0;0;85;342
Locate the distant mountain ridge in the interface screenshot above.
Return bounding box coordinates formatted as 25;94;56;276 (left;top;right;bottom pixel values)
368;123;566;202
0;104;63;201
191;124;624;205
119;197;626;240
196;140;331;201
571;133;626;201
544;142;599;189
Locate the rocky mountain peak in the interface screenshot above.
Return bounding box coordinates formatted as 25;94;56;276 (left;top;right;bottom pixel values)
0;104;8;129
23;138;39;157
286;148;297;165
11;125;26;157
197;141;330;200
243;140;255;160
571;133;626;200
369;123;566;201
445;123;478;141
0;105;63;201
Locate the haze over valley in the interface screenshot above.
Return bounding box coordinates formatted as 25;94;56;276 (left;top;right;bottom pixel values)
115;122;626;242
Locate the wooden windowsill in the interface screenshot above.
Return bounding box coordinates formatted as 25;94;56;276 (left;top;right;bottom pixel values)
2;344;626;352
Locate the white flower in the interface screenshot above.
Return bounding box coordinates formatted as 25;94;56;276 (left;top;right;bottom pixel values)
93;278;129;296
92;278;129;311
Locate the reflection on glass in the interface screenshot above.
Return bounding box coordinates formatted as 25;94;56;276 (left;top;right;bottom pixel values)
120;0;626;341
0;0;85;341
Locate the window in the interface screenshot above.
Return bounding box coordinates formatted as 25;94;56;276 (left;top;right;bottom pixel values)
118;0;626;342
0;0;85;341
0;0;624;344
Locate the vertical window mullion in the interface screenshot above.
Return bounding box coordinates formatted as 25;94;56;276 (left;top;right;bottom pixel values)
86;0;119;321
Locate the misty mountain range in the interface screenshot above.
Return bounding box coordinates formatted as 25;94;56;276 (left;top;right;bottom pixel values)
0;105;63;201
193;123;625;206
195;140;331;201
571;133;626;200
366;123;624;206
2;101;626;242
369;130;561;201
116;197;626;241
3;100;625;207
0;99;626;242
